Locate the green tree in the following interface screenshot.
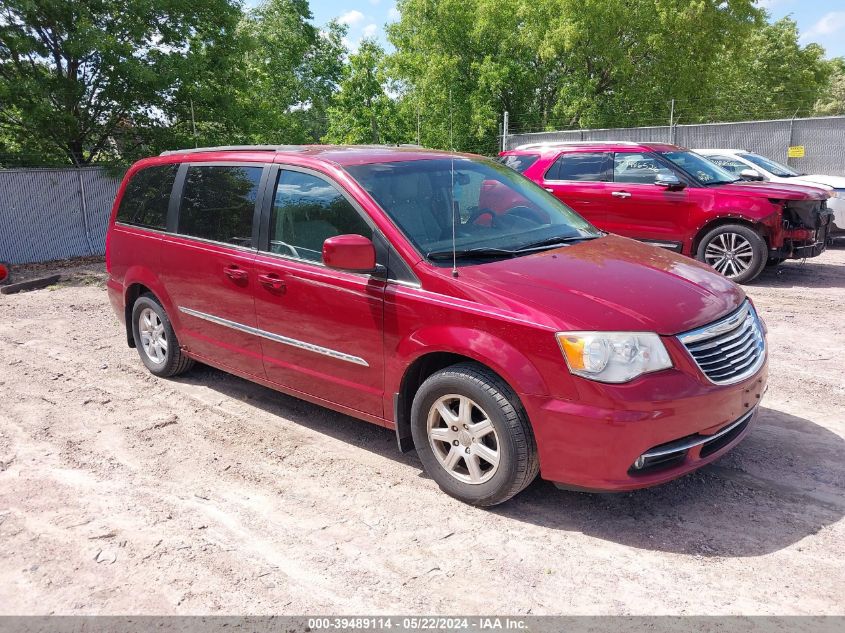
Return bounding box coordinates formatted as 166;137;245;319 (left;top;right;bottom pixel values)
0;0;242;165
711;18;835;122
324;39;402;144
814;58;845;116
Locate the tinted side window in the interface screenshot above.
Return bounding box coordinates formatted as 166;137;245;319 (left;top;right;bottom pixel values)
177;165;263;247
548;152;611;181
613;152;673;184
116;165;177;229
497;154;539;173
270;170;372;263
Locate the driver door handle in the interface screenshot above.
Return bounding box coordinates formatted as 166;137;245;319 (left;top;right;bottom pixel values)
257;273;286;292
612;191;632;199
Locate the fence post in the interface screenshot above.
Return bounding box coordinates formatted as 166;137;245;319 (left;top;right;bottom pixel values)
77;169;96;256
502;111;509;152
669;99;675;144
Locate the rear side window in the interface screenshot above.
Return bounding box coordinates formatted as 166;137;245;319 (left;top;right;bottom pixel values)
547;152;612;181
497;154;539;173
177;165;263;248
269;169;372;263
116;165;177;230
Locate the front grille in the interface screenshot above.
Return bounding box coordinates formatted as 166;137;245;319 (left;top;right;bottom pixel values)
678;302;765;385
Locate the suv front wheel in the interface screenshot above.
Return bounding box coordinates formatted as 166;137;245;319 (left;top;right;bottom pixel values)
410;363;539;506
696;224;767;284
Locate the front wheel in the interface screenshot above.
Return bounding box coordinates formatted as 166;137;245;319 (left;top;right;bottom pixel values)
696;224;767;284
410;363;539;506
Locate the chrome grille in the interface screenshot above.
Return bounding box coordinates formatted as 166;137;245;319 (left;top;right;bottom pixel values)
678;302;766;385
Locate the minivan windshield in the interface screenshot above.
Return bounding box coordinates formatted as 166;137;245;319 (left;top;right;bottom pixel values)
345;157;601;263
659;150;739;185
741;152;800;177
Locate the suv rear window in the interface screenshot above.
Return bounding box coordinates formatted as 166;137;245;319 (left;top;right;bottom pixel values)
177;165;263;248
497;154;539;173
116;164;178;230
547;152;612;181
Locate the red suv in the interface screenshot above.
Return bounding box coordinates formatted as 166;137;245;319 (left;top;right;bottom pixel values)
107;145;768;505
499;142;832;283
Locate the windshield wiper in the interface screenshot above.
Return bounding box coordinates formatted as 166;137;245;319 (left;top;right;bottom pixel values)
516;234;601;252
426;247;518;261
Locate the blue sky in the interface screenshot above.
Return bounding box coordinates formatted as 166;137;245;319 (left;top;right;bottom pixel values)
303;0;845;58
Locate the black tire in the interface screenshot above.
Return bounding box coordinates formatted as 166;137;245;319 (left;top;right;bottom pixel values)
131;293;194;377
695;223;767;284
410;362;539;506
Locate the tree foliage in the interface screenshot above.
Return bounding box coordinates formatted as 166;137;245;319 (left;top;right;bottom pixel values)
0;0;841;166
0;0;242;165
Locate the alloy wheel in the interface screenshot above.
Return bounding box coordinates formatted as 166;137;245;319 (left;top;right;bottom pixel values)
704;232;755;278
427;394;500;484
138;307;168;364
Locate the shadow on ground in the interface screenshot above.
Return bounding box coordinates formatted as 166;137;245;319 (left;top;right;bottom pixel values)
176;365;844;559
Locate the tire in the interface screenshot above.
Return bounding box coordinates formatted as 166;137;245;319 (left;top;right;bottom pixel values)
131;293;194;377
410;362;539;506
696;224;767;284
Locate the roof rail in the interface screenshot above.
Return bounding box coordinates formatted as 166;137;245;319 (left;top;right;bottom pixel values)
159;144;307;156
513;140;643;150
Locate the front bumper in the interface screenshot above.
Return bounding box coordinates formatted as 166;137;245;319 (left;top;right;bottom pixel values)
522;353;768;491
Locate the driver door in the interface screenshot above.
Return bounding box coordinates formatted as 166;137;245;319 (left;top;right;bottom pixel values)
252;165;386;418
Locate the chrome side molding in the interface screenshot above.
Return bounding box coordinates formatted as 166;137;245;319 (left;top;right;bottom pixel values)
178;306;370;367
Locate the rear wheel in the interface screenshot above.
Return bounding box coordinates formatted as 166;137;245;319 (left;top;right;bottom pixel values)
410;363;539;506
131;294;194;377
696;224;767;284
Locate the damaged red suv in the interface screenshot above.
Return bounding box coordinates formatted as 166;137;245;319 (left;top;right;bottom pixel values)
499;142;832;283
107;145;767;505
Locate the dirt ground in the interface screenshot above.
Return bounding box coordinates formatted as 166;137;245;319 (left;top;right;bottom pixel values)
0;247;843;616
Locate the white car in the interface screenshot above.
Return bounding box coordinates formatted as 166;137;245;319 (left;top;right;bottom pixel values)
694;149;844;234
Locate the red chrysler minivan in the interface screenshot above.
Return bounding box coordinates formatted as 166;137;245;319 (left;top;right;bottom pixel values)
499;142;832;283
107;145;768;505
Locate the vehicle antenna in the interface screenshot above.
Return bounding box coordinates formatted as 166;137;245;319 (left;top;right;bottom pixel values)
450;156;458;277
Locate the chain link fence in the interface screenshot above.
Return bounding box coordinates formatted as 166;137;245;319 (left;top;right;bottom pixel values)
505;115;845;176
0;167;120;265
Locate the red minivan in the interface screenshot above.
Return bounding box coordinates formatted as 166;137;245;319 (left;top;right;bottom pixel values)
107;145;768;505
499;142;832;283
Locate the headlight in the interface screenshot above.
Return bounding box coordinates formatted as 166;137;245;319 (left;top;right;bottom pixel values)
556;332;673;383
831;190;843;199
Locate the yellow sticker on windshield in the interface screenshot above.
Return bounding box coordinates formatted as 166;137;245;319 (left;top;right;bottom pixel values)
787;145;805;158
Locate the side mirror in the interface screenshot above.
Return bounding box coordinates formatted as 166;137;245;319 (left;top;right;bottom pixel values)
655;172;686;191
739;168;764;182
322;234;377;273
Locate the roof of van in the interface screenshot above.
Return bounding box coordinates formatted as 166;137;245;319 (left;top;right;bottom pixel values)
158;144;480;166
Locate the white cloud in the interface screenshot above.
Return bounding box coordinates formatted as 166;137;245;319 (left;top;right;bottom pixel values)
362;23;378;37
338;10;365;26
369;0;381;5
800;11;845;44
388;4;401;21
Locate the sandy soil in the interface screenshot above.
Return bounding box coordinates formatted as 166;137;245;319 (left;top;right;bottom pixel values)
0;248;843;615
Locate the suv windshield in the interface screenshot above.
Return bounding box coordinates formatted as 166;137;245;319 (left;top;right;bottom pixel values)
345;157;600;262
742;152;799;177
659;150;739;185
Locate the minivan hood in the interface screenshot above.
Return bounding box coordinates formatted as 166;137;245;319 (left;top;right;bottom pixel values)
720;181;828;200
446;235;745;335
